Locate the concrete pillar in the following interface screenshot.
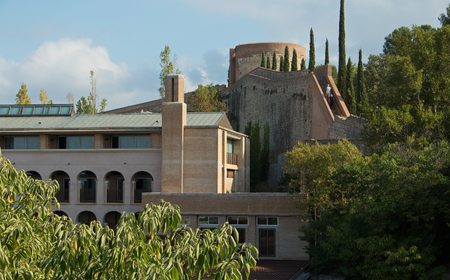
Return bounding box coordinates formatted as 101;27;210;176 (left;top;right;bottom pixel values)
161;74;187;193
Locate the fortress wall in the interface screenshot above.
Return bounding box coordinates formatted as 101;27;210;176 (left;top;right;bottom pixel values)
328;115;365;140
230;42;306;85
250;67;309;81
227;74;314;188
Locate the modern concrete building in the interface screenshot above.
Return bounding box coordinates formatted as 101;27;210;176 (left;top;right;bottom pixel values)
0;74;307;260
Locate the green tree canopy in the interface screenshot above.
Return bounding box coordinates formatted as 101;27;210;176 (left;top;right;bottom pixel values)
0;152;258;279
280;55;284;71
185;83;227;112
260;51;266;68
283;139;361;221
283;46;290;72
158;45;181;99
301;142;450;279
291;49;298;71
301;58;306;70
266;56;271;69
16;83;31;105
272;51;277;70
338;0;347;100
363;23;450;147
308;28;315;72
325;38;330;65
356;49;368;114
346;58;356;114
439;4;450;26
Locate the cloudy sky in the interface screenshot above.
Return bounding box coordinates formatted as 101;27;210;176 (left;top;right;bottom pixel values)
0;0;448;110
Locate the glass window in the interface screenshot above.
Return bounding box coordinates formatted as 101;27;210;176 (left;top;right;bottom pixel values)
227;139;233;153
198;216;219;225
257;217;278;226
4;137;39;149
180;216;190;225
227;216;248;225
60;136;94;149
112;136;151;149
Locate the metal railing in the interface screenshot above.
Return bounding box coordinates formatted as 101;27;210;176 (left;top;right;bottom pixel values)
107;189;123;203
227;153;238;165
80;189;96;203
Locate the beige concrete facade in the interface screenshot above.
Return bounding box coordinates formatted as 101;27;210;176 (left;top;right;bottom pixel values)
142;193;307;260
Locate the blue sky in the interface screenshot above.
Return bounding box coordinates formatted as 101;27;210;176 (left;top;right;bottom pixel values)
1;0;448;110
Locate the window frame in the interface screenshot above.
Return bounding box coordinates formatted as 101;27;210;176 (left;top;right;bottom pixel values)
4;136;40;149
111;135;151;149
198;216;219;227
256;217;279;227
227;216;249;226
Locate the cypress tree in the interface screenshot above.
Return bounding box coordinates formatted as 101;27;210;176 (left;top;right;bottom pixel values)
291;49;298;71
346;58;356;114
356;49;368;114
284;46;290;72
308;28;315;72
325;38;330;65
338;0;347;102
272;51;277;70
260;51;266;68
280;55;284;71
301;58;306;70
266;56;271;69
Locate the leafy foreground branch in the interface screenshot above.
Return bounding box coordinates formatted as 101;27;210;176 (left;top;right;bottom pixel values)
0;153;258;280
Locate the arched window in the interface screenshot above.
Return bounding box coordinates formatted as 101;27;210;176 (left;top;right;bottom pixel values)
78;171;97;203
104;211;121;231
77;211;97;225
50;170;70;202
132;171;153;203
26;171;42;180
104;171;124;203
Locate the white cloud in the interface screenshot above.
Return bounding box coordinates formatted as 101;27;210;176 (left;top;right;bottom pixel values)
0;38;161;110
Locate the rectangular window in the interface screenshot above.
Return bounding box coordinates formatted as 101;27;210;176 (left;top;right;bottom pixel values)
227;170;235;178
180;216;190;226
4;137;39;149
227;216;248;225
259;229;276;257
227;139;233;153
257;217;278;226
112;136;150;149
198;216;219;226
237;228;246;243
58;136;94;149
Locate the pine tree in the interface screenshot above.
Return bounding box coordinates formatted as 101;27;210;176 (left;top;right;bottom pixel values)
291;49;298;71
266;56;271;69
16;83;31;104
260;51;266;68
272;51;277;70
338;0;347;102
325;38;330;64
356;49;368;114
346;58;356;114
284;46;290;72
301;58;306;70
308;28;315;72
280;56;284;72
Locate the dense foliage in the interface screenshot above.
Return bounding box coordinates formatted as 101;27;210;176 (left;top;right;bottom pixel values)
300;142;450;279
158;45;181;99
363;24;450;148
185;83;227;112
308;28;315;72
15;83;31;105
0;153;258;279
244;122;270;191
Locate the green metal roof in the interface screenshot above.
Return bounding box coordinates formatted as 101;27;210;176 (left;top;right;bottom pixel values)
0;112;226;131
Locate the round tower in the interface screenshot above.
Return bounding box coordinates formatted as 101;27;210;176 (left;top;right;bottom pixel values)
229;42;306;86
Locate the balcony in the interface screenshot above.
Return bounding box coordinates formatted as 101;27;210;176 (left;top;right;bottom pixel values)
227;153;238;165
80;189;96;203
107;189;123;203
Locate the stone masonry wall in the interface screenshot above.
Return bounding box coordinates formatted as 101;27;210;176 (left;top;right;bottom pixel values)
226;74;314;188
328;115;366;140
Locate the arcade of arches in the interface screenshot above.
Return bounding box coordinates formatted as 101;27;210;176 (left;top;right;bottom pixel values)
27;169;153;227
